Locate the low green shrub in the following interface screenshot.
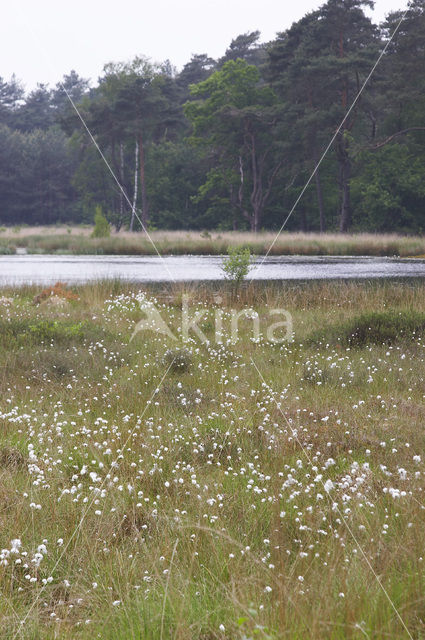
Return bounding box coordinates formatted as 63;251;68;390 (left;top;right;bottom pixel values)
222;246;254;285
0;318;107;345
310;309;425;347
91;206;110;238
0;446;26;470
163;348;192;372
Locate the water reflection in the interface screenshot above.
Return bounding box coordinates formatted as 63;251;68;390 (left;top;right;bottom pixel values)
0;254;425;285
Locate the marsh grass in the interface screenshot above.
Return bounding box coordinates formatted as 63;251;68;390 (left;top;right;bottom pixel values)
1;226;425;256
309;309;425;347
1;280;425;638
163;348;193;372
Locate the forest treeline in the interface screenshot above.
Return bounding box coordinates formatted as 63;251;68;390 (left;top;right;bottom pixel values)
1;0;424;233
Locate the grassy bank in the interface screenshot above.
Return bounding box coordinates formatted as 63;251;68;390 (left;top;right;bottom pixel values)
1;226;425;256
1;280;425;638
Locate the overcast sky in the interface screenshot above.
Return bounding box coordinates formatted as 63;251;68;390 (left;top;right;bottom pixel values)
1;0;407;92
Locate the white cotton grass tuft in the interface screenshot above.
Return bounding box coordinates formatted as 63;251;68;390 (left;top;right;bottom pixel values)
324;479;334;493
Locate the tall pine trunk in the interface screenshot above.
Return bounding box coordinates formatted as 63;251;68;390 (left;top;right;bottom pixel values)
339;158;351;232
252;207;260;232
314;164;326;232
300;207;308;232
130;139;139;232
249;135;261;233
111;141;124;232
229;185;238;231
139;133;149;230
310;139;326;232
337;133;351;232
117;143;125;231
337;33;351;233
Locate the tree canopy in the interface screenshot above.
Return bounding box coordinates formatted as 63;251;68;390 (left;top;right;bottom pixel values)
1;0;424;233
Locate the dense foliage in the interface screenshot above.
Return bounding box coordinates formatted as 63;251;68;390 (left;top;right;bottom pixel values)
0;0;424;232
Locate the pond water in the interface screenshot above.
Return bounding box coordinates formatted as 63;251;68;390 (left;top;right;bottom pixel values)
1;254;425;286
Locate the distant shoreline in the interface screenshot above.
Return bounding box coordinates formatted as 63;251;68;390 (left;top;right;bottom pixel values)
0;226;424;257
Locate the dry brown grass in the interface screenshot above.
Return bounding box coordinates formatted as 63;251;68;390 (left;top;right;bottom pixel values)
1;226;425;256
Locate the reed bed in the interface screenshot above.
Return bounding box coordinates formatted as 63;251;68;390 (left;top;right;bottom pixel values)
1;227;425;256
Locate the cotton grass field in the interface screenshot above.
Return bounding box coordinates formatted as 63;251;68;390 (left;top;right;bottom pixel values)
1;280;425;639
